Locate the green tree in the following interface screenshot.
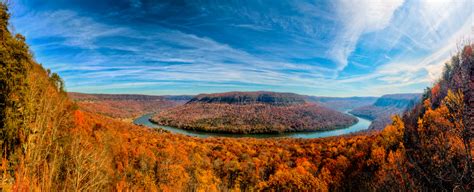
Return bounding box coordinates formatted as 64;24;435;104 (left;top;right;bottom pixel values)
0;3;32;158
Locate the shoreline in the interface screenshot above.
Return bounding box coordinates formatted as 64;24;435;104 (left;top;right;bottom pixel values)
134;111;372;139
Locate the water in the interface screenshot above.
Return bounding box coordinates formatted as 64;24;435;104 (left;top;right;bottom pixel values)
133;112;372;139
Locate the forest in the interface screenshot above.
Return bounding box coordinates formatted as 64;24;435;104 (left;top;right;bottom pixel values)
152;93;358;133
350;93;421;130
0;3;472;191
68;92;185;121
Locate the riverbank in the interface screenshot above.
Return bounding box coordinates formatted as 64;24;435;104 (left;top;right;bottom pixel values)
133;112;372;139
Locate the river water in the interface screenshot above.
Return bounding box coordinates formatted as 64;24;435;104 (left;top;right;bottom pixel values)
133;112;372;139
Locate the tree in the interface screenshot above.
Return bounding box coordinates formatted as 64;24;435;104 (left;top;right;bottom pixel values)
0;3;31;158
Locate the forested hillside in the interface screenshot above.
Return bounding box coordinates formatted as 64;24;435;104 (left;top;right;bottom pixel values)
188;91;306;105
0;3;472;191
306;96;378;111
68;92;187;121
0;3;75;190
400;45;473;189
152;92;358;133
350;93;421;130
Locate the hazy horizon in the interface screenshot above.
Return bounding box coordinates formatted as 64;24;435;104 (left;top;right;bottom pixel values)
9;0;474;97
68;90;422;98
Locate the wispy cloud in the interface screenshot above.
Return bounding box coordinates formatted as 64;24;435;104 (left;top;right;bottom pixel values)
337;11;473;90
12;10;131;49
330;0;404;71
8;0;474;97
11;6;336;92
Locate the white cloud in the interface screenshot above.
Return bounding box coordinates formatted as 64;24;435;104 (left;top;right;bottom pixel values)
330;0;404;71
12;10;131;49
338;12;473;89
9;0;474;97
11;8;337;91
379;13;474;82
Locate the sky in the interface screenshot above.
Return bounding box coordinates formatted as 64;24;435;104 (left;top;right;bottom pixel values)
8;0;474;96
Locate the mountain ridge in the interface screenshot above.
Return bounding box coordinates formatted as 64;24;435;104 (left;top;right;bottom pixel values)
187;91;307;106
152;91;358;133
350;93;421;130
0;2;472;190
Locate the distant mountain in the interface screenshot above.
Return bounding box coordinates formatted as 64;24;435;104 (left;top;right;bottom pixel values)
305;96;378;111
163;95;194;102
69;92;166;101
188;91;306;106
68;92;191;120
152;91;357;133
372;94;422;108
2;2;472;190
349;93;421;130
69;92;194;102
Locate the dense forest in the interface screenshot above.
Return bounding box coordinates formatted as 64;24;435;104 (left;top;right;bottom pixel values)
152;92;358;133
68;92;187;121
0;3;472;191
350;93;421;130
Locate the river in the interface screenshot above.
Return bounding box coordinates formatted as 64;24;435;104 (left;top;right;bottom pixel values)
133;111;372;139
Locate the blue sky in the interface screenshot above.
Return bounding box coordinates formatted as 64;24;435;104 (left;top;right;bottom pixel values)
8;0;474;96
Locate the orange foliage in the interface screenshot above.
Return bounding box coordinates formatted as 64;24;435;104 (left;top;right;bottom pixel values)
64;110;404;191
2;0;471;188
407;90;471;190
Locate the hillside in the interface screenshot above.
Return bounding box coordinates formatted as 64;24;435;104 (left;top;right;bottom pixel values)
349;93;421;130
306;96;378;111
152;91;358;133
69;92;193;102
188;91;307;105
68;92;188;121
0;3;472;191
399;45;473;190
54;110;391;191
192;91;378;111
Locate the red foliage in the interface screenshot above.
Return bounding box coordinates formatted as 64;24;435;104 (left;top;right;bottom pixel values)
431;83;440;99
464;45;472;57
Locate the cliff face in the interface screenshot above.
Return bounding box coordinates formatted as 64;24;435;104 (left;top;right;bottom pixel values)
373;94;421;108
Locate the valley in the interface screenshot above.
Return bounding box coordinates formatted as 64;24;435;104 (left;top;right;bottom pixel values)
151;92;359;134
1;2;472;191
69;91;417;138
68;92;191;121
349;93;421;130
135;112;372;138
